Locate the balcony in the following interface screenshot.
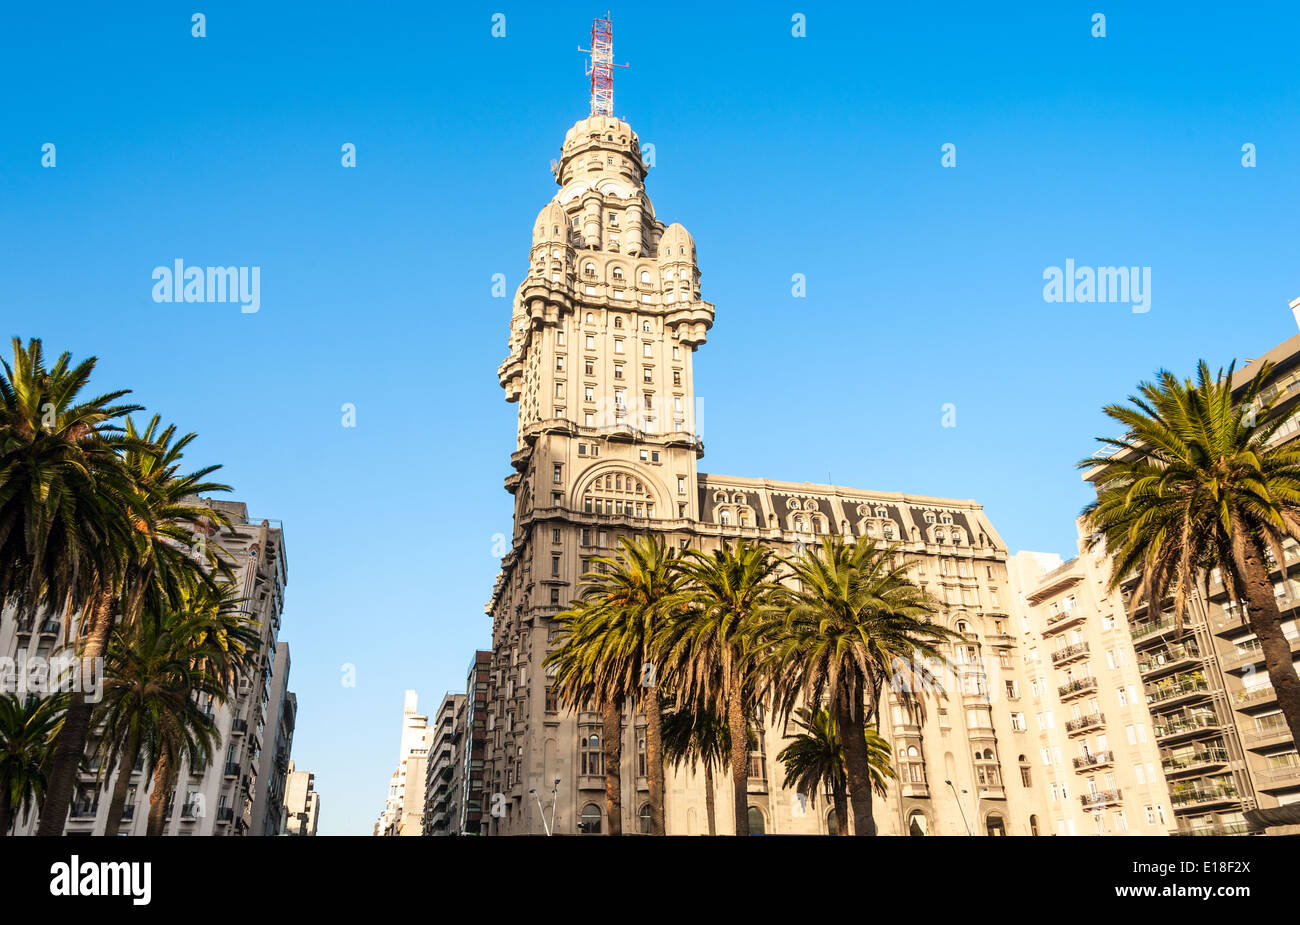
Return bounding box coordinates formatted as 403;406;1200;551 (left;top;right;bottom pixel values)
231;718;248;735
38;619;60;636
1045;609;1087;634
217;807;235;823
69;802;98;820
1242;724;1292;751
1052;642;1090;666
1138;644;1201;678
223;762;240;778
1161;746;1230;778
1154;710;1221;742
1254;761;1300;790
1058;677;1098;701
1080;789;1122;808
1065;712;1105;736
1146;674;1211;709
1233;686;1277;711
1174;822;1251;837
1130;618;1181;644
1223;642;1264;672
120;805;135;821
1169;782;1239;809
1072;751;1114;772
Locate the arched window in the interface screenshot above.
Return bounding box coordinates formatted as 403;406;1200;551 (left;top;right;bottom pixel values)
580;803;602;834
934;529;945;544
582;470;656;519
584;263;596;277
826;809;839;835
643;321;651;332
985;813;1006;837
612;267;624;280
941;513;953;524
638;803;652;835
908;811;929;836
719;510;732;525
1029;814;1040;836
746;806;766;835
883;524;896;540
924;511;936;524
640;270;651;284
614;316;623;328
585;312;594;323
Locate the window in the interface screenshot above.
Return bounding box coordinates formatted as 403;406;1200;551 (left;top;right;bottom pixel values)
907;811;929;836
640;271;650;284
614;340;625;354
582;470;656;519
672;346;680;359
551;556;560;577
556;357;564;371
643;367;653;382
1019;757;1032;787
584;387;595;402
1029;815;1040;836
556;331;565;346
553;463;562;484
677;477;686;494
585;335;596;350
554;382;564;398
579;803;602;834
545;688;557;712
549;588;559;605
579;732;602;776
552;528;561;544
638;803;651;835
985;814;1006;837
642;342;653;357
614;364;623;379
746;806;766;835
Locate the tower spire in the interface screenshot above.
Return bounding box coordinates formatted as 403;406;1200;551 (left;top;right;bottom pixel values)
578;14;628;117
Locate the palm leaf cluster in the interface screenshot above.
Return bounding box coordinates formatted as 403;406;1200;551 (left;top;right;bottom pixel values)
0;337;256;835
545;533;953;836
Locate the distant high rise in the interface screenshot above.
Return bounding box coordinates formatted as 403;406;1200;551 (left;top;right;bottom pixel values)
375;690;433;836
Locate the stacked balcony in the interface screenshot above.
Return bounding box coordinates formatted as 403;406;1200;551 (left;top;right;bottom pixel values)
1052;642;1090;666
1072;750;1114;772
1058;676;1098;701
1160;745;1230;779
1065;712;1105;736
1153;708;1222;743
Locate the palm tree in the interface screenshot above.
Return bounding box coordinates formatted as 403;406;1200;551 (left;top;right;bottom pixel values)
770;536;950;836
576;536;684;835
137;581;258;836
665;539;784;836
776;706;895;835
544;597;626;835
660;702;730;835
0;692;68;835
1082;360;1300;747
0;337;143;835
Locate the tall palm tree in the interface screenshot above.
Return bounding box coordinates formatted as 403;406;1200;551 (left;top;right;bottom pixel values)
95;581;255;835
660;702;730;835
770;537;950;836
776;706;895;835
0;692;68;835
665;539;784;836
573;536;684;836
544;597;626;835
1082;360;1300;747
0;337;143;835
138;581;258;836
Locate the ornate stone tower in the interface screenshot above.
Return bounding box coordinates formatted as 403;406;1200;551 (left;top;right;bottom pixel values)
487;110;715;833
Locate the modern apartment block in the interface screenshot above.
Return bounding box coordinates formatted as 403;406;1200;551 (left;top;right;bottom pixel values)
1074;328;1300;836
483;100;1048;836
423;692;466;835
375;690;433;836
460;651;491;834
1008;534;1175;836
0;499;297;835
284;761;320;835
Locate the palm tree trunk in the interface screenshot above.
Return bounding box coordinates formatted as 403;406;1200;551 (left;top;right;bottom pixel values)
831;777;849;835
37;588;115;835
602;699;622;836
725;655;750;836
0;786;12;836
1240;541;1300;747
145;755;173;837
102;727;141;837
704;761;716;836
838;681;876;836
643;688;666;835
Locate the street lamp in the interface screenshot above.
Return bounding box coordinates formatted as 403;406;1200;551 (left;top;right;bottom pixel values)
944;780;972;836
529;788;552;836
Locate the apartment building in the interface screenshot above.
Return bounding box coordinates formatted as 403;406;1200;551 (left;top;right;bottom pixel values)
375;690;434;836
423;692;466;835
1008;535;1174;836
460;650;491;834
484;101;1047;836
0;499;297;835
284;761;320;835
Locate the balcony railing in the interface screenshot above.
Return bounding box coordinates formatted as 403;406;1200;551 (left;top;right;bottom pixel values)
1072;750;1114;770
1138;644;1200;675
1065;712;1105;734
1058;677;1098;699
1154;711;1220;739
69;802;98;819
1130;619;1179;642
1162;747;1230;775
1170;783;1238;807
1080;789;1122;808
1234;686;1277;707
1146;675;1210;706
1052;642;1090;665
1175;822;1251;837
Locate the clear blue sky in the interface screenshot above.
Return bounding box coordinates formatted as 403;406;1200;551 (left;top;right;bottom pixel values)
2;1;1298;835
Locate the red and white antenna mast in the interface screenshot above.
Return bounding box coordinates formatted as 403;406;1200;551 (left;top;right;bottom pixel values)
578;14;628;117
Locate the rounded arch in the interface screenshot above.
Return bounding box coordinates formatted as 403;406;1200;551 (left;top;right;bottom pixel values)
907;810;930;836
575;463;669;516
637;802;652;835
746;805;766;835
984;812;1006;837
579;803;602;835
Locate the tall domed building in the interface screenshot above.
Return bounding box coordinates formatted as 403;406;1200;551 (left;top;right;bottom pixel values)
484;37;1044;837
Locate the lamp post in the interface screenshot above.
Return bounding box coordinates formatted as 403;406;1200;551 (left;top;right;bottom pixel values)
549;778;560;835
529;788;552;836
944;780;972;836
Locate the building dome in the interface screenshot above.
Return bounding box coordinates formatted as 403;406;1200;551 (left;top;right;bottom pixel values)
658;223;695;262
532;200;568;246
